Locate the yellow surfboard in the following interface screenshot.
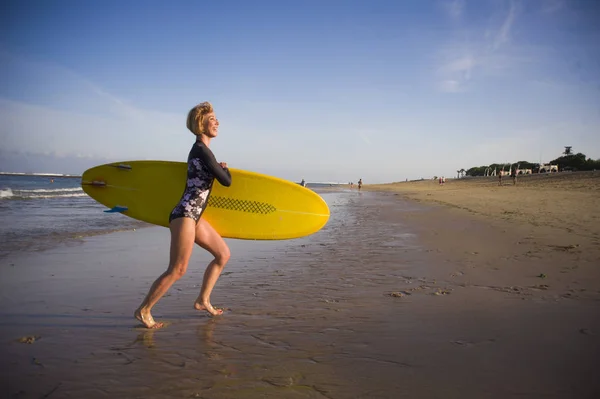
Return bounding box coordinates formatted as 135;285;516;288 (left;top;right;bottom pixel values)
81;161;329;240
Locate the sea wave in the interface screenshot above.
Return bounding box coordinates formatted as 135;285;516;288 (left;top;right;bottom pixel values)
0;188;13;199
19;187;83;193
0;172;80;177
25;193;89;199
0;187;87;200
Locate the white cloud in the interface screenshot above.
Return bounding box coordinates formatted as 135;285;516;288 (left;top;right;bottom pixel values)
439;79;463;92
492;0;518;50
438;54;475;87
0;98;185;161
0;49;158;125
436;0;522;93
0;49;194;166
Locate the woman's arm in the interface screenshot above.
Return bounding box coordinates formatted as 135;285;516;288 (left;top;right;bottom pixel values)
198;145;232;187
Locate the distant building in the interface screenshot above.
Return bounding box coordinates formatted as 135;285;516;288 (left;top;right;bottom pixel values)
539;164;558;173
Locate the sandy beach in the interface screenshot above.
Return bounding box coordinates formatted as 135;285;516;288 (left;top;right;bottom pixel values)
2;177;600;398
368;171;600;239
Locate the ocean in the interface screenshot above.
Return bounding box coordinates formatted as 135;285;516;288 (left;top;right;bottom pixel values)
0;174;148;258
0;174;351;259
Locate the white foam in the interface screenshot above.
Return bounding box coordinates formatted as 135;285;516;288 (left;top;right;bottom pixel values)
0;188;14;199
0;172;79;177
19;187;83;193
0;187;87;199
26;193;88;199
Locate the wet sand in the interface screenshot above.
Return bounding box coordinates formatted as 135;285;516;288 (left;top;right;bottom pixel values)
1;187;600;398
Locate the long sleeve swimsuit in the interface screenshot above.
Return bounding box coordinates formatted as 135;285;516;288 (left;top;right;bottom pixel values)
169;140;232;223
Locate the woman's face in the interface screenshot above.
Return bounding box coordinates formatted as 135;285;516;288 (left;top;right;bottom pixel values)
203;112;219;137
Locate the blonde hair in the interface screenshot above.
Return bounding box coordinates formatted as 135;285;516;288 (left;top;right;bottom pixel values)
186;101;214;136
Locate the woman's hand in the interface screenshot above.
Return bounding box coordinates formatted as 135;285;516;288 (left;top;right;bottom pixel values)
219;162;228;169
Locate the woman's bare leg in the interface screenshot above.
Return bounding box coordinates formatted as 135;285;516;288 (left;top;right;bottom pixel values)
193;218;231;316
135;217;196;328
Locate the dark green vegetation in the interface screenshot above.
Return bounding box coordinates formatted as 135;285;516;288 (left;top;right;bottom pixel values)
464;149;600;177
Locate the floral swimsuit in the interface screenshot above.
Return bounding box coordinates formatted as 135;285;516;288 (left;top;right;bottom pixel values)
169;140;232;223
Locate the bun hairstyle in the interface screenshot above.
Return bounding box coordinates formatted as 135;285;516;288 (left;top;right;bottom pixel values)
186;102;214;136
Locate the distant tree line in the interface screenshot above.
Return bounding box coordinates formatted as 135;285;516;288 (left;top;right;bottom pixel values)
549;152;600;171
464;152;600;177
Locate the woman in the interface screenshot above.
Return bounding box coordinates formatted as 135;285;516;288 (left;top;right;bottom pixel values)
135;102;232;329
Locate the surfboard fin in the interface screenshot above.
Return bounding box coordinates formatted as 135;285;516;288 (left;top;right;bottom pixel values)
104;205;128;213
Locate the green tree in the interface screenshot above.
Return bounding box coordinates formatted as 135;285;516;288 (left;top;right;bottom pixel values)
550;153;587;171
587;158;600;170
466;166;488;177
514;161;538;170
462;152;599;176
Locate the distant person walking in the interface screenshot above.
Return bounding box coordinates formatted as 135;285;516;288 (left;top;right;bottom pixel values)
135;101;232;329
358;178;363;191
511;169;517;185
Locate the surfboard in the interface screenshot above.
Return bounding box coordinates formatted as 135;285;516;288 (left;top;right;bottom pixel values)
81;161;330;240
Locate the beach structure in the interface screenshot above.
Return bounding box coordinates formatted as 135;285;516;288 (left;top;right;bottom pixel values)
484;167;497;177
499;168;511;177
539;164;558;173
513;163;531;175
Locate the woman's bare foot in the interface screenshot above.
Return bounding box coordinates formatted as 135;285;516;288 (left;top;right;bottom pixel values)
194;301;224;316
134;308;164;329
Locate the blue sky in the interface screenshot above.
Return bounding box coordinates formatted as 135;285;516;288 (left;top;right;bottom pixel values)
1;0;599;183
